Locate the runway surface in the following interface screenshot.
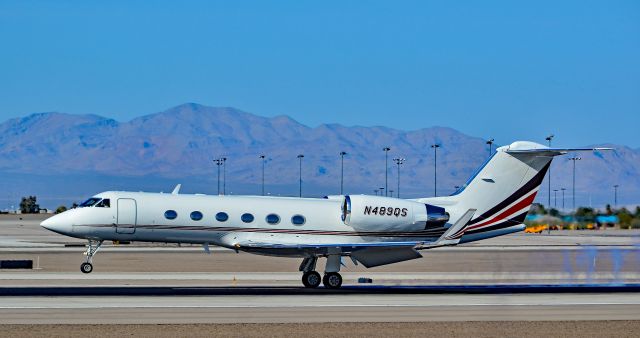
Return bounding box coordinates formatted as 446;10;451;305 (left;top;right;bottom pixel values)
2;289;640;324
2;215;640;329
3;283;640;296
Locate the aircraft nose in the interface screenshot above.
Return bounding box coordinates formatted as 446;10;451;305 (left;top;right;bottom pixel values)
41;213;71;235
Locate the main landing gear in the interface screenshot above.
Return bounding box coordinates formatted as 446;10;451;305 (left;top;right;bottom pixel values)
299;256;344;289
80;240;103;274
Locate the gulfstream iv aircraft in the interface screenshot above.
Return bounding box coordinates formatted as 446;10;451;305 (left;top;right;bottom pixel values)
41;141;609;288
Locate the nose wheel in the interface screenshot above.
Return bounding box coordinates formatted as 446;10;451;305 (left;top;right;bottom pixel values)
80;262;93;274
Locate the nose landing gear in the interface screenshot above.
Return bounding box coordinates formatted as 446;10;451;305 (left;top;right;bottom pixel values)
80;240;103;274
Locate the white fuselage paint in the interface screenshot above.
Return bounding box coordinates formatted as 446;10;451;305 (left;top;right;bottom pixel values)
44;192;448;257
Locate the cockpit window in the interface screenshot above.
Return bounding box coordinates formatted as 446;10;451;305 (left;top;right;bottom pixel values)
79;197;101;207
95;199;110;208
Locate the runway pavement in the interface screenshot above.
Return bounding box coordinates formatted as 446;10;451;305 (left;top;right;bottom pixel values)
2;214;640;328
2;291;640;324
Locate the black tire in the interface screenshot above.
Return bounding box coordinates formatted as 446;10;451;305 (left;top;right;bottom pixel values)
80;262;93;274
302;271;321;288
322;272;342;289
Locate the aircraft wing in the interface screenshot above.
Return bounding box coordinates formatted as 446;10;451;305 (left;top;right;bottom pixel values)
234;241;423;268
234;240;421;254
233;208;478;267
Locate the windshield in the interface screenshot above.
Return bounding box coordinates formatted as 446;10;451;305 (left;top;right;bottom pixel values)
79;197;101;207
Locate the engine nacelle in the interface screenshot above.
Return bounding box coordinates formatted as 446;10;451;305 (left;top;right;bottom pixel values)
341;195;449;232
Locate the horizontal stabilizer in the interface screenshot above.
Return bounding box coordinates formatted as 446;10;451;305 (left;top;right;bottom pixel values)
506;147;612;156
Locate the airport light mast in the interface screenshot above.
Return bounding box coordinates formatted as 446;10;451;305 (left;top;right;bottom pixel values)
340;151;347;195
614;184;619;208
383;147;391;196
545;134;554;208
260;155;266;196
568;156;581;211
561;188;566;211
393;157;405;198
214;158;223;195
221;157;227;195
486;138;494;157
431;144;440;197
297;154;304;198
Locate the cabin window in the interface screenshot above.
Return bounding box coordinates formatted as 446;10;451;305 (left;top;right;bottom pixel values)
95;199;110;208
79;197;101;208
291;215;306;225
164;210;178;220
215;212;229;222
190;211;203;221
241;213;254;223
265;214;280;225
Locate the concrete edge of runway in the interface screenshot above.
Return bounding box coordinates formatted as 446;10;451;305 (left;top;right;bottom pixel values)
2;283;640;296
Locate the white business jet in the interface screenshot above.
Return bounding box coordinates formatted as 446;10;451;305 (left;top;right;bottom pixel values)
41;141;609;288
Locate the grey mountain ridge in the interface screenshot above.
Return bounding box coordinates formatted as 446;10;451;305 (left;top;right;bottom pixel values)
0;103;638;208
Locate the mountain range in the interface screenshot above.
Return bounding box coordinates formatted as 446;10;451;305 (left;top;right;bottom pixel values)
0;103;638;209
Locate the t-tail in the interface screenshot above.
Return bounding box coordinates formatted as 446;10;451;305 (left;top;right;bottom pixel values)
418;141;611;244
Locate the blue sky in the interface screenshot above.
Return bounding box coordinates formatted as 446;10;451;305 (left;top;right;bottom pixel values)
1;1;639;147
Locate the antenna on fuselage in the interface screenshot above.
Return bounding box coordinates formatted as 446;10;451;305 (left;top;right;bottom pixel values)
171;184;181;195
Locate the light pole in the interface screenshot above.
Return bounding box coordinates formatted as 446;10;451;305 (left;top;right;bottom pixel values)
568;156;581;211
340;151;347;195
553;189;558;208
561;188;566;211
260;155;266;196
486;138;494;157
383;147;391;196
545;134;554;208
297;154;304;198
214;159;223;195
221;157;227;195
614;184;619;208
393;157;405;198
431;144;440;197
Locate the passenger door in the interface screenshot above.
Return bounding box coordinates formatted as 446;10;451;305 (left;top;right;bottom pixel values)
116;198;137;234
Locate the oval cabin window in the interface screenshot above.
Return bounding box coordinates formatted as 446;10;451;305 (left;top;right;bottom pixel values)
265;214;280;225
164;210;178;220
190;211;203;221
291;215;306;225
241;213;254;223
216;212;229;222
